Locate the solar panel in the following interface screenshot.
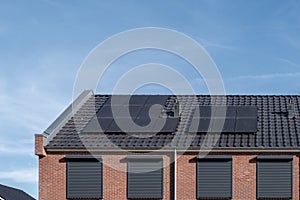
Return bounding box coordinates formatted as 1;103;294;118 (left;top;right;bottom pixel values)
224;106;237;118
154;118;179;132
194;106;212;118
144;95;169;105
191;106;258;133
189;118;211;132
195;106;237;118
105;118;134;132
82;117;113;133
134;117;152;127
117;106;143;118
80;95;257;134
138;105;163;119
126;117;156;132
211;118;235;132
235;118;257;133
82;95;179;133
129;95;149;105
235;106;257;132
97;105;123;118
236;106;257;118
105;95;128;105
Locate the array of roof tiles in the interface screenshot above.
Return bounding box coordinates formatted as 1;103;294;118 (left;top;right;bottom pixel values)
0;184;35;200
45;94;300;149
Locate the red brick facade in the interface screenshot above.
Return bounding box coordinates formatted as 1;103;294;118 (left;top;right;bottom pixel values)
35;134;46;157
37;150;300;200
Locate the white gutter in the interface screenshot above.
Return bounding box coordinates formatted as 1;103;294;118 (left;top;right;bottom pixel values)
46;148;300;153
174;149;177;200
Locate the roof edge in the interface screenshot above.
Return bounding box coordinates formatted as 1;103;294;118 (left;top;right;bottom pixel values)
44;147;300;153
43;90;93;146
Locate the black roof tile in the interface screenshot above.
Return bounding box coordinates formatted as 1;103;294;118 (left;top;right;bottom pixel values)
0;184;35;200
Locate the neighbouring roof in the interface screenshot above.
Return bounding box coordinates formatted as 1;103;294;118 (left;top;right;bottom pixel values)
43;91;300;150
0;184;35;200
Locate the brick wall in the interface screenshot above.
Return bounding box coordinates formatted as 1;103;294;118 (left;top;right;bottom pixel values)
35;134;46;157
176;153;196;199
39;153;66;200
232;155;256;199
176;152;299;200
38;152;173;200
38;151;300;200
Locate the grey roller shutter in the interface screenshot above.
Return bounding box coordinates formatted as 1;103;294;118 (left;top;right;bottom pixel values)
127;156;163;199
197;155;232;199
257;156;293;199
66;156;103;199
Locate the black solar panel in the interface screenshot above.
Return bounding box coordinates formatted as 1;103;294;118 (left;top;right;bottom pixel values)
129;95;149;105
105;118;135;132
131;118;179;133
156;118;179;132
235;118;257;133
236;106;257;118
82;95;179;134
131;118;158;132
194;106;237;118
190;118;211;132
192;106;258;133
223;106;237;118
105;95;128;105
117;106;143;118
138;105;163;118
194;106;212;118
83;117;113;133
211;118;235;132
134;117;152;127
144;95;169;105
97;105;122;118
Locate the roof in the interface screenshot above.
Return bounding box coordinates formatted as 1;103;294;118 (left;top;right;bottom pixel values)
43;91;300;150
0;184;35;200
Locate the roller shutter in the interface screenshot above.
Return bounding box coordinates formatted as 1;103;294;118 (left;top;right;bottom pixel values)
66;156;103;199
257;156;293;199
127;156;163;199
197;155;232;199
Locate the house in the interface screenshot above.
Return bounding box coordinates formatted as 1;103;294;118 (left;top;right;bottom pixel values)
35;90;300;200
0;184;35;200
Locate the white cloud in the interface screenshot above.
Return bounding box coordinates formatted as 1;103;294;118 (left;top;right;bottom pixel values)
0;91;62;133
0;140;33;156
226;72;300;82
199;38;236;50
0;168;37;183
284;34;300;50
278;58;300;68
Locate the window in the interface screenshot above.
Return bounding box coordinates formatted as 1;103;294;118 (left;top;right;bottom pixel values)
127;156;163;199
257;156;293;199
66;156;103;199
197;155;232;199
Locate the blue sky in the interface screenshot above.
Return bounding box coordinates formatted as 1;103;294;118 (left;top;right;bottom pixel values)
1;0;300;198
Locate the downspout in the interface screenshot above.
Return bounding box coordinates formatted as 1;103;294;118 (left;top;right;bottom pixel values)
174;149;177;200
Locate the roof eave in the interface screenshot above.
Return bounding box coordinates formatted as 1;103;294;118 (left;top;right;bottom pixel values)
44;146;300;153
